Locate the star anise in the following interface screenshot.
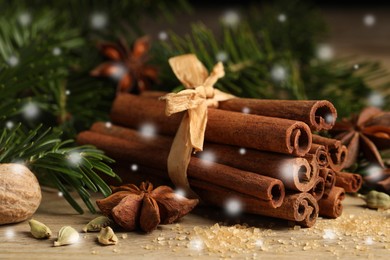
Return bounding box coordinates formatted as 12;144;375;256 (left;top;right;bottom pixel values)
330;107;390;168
96;182;199;232
91;36;158;94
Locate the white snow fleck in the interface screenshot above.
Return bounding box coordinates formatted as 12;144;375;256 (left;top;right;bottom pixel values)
363;14;376;27
224;197;243;216
317;44;334;61
90;12;108;29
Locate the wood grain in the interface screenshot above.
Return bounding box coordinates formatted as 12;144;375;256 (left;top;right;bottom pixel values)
0;190;389;259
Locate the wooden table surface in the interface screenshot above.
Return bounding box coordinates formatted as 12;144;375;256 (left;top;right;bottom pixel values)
1;190;389;260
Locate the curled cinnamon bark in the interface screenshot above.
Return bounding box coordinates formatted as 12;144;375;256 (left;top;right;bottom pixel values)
219;99;337;131
318;186;345;218
334;171;363;193
308;177;325;201
77;130;285;207
307;144;328;168
313;135;347;171
191;179;318;227
319;168;336;198
111;94;312;156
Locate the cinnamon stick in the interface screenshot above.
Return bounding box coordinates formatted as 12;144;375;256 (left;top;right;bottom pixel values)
219;98;337;131
91;122;315;192
77;131;285;207
334;171;363;193
318;186;345;218
307;144;328;168
313;135;347;171
111;94;312;156
308;177;325;201
319;168;336;198
191;179;318;227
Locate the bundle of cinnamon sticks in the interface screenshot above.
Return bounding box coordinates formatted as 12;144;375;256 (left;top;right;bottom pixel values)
77;92;362;227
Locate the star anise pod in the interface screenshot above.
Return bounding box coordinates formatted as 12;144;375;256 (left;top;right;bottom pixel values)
330;107;390;168
91;36;158;94
96;182;199;233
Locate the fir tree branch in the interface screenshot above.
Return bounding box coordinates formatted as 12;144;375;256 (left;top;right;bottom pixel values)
0;123;119;213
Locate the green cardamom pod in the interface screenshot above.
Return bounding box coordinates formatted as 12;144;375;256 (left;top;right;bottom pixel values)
29;219;52;239
362;190;390;209
82;216;112;232
54;226;79;247
97;227;118;245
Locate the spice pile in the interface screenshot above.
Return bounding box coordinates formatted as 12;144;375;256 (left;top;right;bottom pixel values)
77;90;363;228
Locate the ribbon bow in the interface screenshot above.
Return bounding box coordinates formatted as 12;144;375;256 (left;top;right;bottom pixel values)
160;54;235;197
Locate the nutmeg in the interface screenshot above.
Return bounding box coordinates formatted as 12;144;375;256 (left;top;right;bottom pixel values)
0;163;42;225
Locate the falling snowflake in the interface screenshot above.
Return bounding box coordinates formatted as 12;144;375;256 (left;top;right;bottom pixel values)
65;89;71;95
238;148;246;155
199;151;216;166
5;228;15;239
216;51;228;62
367;91;384;108
323;229;337;240
277;13;287;22
105;121;112;128
279;161;294;183
52;47;62;56
353;64;359;70
363;14;376;27
174;188;186;198
221;10;240;27
130;164;138;172
188;237;204;251
365;237;374;245
58;191;64;197
316;44;334;61
224;197;243;216
109;63;128;81
139;123;157;138
5;121;14;129
270;65;287;82
325;114;335;124
90;12;108;29
8;164;27;175
22;102;40;120
18;12;32;26
255;239;266;250
68;152;82;166
365;165;383;181
158;31;168;41
242;107;250;114
8;55;19;67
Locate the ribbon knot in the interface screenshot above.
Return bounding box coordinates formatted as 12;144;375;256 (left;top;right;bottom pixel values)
160;54;234;197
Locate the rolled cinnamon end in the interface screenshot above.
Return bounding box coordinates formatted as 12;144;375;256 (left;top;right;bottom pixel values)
313;135;347;171
110;94;312;156
77;130;285;207
319;168;336;198
191;179;316;225
219;99;337;131
307;144;328;168
334;171;363;193
296;194;319;228
308;177;325;201
318;186;345;218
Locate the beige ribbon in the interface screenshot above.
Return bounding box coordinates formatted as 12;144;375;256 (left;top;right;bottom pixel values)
160;54;235;197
